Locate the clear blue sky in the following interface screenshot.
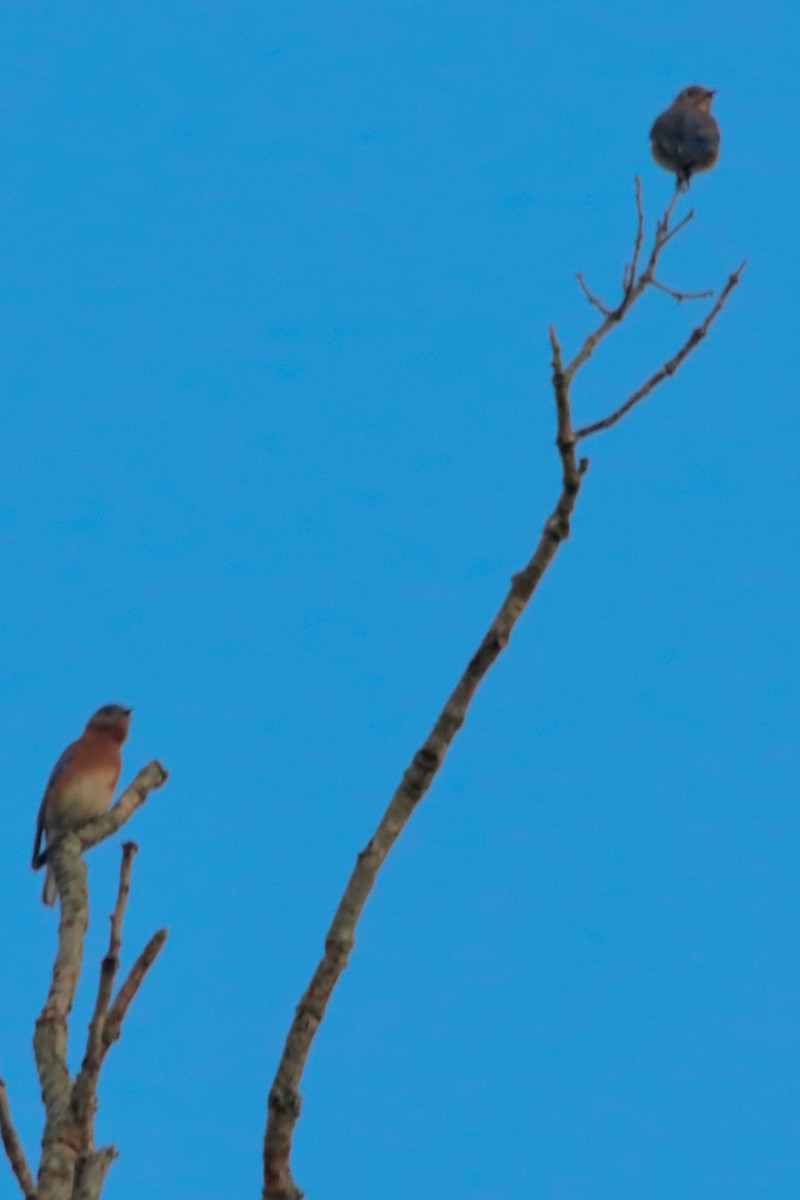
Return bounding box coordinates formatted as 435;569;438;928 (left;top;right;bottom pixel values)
1;3;798;1198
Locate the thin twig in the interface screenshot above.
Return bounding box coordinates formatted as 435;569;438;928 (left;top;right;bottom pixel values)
0;1078;36;1200
576;273;612;316
660;207;694;246
575;262;746;439
622;176;645;291
73;842;139;1126
649;278;714;303
103;930;168;1051
563;179;689;386
659;184;683;232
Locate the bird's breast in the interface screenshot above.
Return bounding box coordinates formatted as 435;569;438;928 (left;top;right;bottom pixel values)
45;770;116;832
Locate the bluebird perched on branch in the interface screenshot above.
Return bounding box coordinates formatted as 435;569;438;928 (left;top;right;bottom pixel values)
650;85;720;190
32;704;132;906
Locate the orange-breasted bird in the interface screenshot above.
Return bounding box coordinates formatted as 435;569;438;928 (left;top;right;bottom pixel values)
32;704;132;906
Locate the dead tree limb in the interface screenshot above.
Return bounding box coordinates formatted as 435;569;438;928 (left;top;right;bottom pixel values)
24;765;168;1200
262;178;744;1200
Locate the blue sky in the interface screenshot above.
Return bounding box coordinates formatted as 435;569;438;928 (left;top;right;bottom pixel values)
1;3;798;1198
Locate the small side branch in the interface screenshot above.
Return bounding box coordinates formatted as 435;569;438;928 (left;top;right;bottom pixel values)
67;844;165;1196
565;178;693;384
73;842;138;1126
103;929;168;1051
575;262;746;440
649;278;714;303
80;762;168;853
576;273;612;316
0;1078;36;1200
621;175;645;291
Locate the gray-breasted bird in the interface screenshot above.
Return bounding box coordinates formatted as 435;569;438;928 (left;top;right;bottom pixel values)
650;85;720;190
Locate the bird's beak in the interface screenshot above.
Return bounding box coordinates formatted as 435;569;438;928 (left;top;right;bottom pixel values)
707;88;717;97
125;707;134;716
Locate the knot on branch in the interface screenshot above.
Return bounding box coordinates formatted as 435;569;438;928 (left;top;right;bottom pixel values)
562;471;581;499
414;745;442;775
268;1083;302;1120
36;1009;67;1027
295;988;327;1023
468;631;504;671
545;514;570;543
324;932;355;961
356;840;377;866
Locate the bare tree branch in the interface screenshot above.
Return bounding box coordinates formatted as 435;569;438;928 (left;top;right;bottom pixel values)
263;318;586;1200
73;842;138;1128
34;836;90;1200
79;762;168;853
32;766;168;1200
261;180;744;1200
649;277;714;303
621;175;645;290
574;263;746;440
563;178;699;386
576;272;612;316
0;1077;36;1200
64;842;164;1198
102;929;168;1052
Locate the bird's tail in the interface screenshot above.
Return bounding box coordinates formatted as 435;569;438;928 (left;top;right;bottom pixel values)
42;867;58;907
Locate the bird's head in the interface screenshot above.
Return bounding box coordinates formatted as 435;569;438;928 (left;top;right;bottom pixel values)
673;85;716;113
86;703;133;742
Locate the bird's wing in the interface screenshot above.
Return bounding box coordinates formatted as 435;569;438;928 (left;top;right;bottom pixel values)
31;802;46;869
694;111;721;149
31;746;73;869
45;745;73;792
650;109;687;145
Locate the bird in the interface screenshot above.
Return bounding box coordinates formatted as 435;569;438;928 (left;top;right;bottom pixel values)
32;704;132;906
650;85;720;190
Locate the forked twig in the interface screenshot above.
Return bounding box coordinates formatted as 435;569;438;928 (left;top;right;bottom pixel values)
73;842;138;1125
103;929;168;1049
576;273;612;316
575;263;745;439
565;178;696;384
